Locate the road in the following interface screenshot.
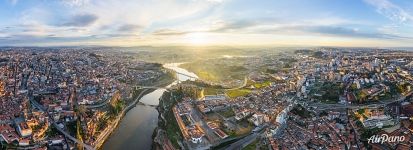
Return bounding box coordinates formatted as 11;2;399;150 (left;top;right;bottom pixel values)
224;124;268;150
310;94;407;111
52;122;95;150
29;93;95;150
348;109;361;150
83;98;111;109
24;65;196;149
322;119;348;149
224;132;259;150
226;76;248;90
224;96;296;150
191;105;219;145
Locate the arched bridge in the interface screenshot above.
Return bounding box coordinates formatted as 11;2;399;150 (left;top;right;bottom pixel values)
175;72;198;79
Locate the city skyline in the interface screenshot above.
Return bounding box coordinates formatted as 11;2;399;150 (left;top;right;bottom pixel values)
0;0;413;47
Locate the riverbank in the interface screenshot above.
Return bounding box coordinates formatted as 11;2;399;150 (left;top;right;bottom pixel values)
98;63;197;150
94;88;154;149
152;89;185;150
152;63;204;150
94;72;176;149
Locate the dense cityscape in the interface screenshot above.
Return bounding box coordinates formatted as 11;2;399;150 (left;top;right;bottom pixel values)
0;47;411;150
0;48;173;149
1;0;413;150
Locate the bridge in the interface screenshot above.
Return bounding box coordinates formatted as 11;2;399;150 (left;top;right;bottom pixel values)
82;86;170;109
32;90;58;96
83;70;201;109
136;86;171;91
122;71;199;96
174;72;198;79
84;100;110;109
137;102;157;107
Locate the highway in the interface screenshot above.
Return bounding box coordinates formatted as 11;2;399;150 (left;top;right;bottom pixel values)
223;97;297;150
224;132;259;150
309;94;407;111
224;124;267;150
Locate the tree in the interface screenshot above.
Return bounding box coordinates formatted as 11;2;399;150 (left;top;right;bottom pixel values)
77;105;86;116
355;120;363;127
312;51;324;59
357;108;365;114
76;120;84;150
320;111;328;117
356;91;367;103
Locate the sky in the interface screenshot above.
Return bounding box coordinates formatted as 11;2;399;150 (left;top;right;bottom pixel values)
0;0;413;47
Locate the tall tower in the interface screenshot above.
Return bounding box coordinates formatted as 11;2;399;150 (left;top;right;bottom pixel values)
0;80;5;96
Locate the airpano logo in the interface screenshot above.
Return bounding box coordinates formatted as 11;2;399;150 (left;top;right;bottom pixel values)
367;134;405;144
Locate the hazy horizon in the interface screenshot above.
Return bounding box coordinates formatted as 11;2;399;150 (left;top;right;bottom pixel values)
1;0;413;47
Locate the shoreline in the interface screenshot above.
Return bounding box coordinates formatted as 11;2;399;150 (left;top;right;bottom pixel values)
152;89;184;150
94;72;176;149
93;88;154;149
152;63;200;150
152;91;170;150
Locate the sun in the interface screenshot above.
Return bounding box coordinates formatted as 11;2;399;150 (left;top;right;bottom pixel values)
185;32;210;45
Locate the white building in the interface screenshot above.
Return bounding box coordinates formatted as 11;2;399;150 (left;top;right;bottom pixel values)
276;109;288;124
203;94;226;101
17;122;32;137
249;114;264;126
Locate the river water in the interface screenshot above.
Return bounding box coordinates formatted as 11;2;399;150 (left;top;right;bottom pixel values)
102;63;197;150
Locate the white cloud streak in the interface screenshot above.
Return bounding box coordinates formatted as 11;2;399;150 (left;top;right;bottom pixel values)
364;0;413;23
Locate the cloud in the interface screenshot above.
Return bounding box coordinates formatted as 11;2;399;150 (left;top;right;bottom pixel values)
205;0;223;3
152;29;191;36
117;24;142;32
1;0;412;46
59;13;98;27
149;18;409;40
364;0;413;23
306;26;407;39
1;0;227;45
261;25;409;39
7;0;18;5
150;20;257;36
61;0;91;7
210;20;257;32
0;37;89;46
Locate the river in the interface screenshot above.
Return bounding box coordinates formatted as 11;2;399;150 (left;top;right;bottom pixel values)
102;63;197;150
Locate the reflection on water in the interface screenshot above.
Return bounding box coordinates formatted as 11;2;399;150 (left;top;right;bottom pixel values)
102;63;198;150
102;105;157;150
164;63;198;81
139;89;167;106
